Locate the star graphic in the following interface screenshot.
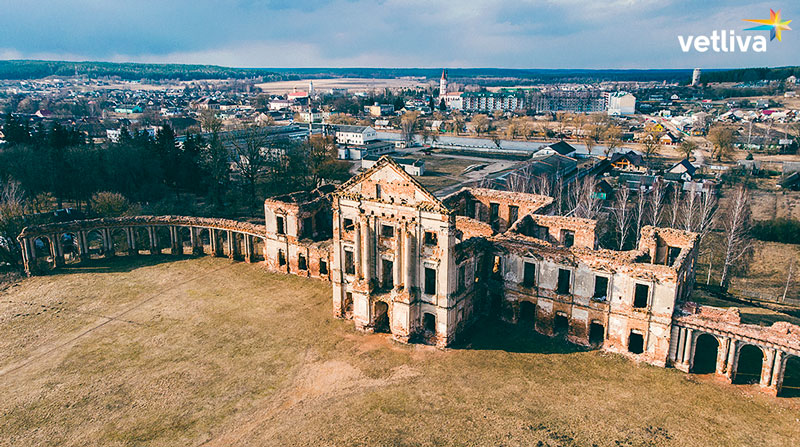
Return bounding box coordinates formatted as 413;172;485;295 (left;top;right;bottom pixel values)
744;9;792;41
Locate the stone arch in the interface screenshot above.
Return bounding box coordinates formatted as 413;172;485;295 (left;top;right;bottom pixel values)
589;320;605;346
373;301;390;333
216;230;229;257
232;232;245;259
154;226;171;254
86;229;106;258
32;236;52;259
251;237;265;262
110;228;130;255
780;355;800;397
691;333;719;374
133;227;150;254
423;312;436;333
734;344;764;385
178;226;192;255
199;228;212;255
60;232;80;263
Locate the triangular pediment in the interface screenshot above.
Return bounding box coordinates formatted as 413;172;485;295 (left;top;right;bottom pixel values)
336;156;449;213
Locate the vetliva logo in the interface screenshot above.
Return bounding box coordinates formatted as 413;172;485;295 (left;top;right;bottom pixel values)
678;9;791;53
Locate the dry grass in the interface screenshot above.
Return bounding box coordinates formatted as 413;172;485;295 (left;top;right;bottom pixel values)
1;256;799;447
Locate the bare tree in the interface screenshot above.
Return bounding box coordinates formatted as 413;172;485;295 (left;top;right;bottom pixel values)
610;185;632;250
0;179;26;266
573;176;602;220
719;185;753;289
648;180;666;227
229;125;271;213
668;185;681;228
633;185;648;241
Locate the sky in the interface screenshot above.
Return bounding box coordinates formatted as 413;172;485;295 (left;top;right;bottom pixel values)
0;0;797;69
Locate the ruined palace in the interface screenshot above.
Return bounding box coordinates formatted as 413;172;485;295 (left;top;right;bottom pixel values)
18;156;800;396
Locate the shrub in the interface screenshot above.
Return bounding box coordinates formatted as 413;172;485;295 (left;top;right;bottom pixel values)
751;218;800;244
90;192;140;218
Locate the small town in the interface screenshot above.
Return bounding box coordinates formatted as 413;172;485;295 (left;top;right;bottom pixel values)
1;2;799;447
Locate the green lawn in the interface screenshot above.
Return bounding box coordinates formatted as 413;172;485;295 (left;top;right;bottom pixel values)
1;256;798;446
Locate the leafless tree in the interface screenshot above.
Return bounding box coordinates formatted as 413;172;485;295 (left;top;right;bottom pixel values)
400;111;421;145
648;180;666;227
719;185;753;289
229;125;271;213
0;179;26;266
633;185;648;241
610;185;632;250
573;176;602;220
668;185;682;228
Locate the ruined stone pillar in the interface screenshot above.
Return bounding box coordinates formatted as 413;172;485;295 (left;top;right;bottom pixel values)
244;234;253;263
682;328;693;368
716;337;731;375
148;226;160;255
668;325;680;364
227;230;236;260
724;340;737;381
78;231;88;261
171;226;182;256
361;217;371;282
393;228;402;289
50;234;63;267
404;224;414;291
771;350;784;391
761;348;776;388
190;227;203;256
20;237;32;275
354;217;362;279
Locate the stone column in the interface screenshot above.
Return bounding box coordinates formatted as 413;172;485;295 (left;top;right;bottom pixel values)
191;228;203;256
244;234;253;263
682;328;693;368
771;350;784;391
724;340;737;381
761;348;776;388
78;231;88;261
354;218;362;279
149;227;159;255
171;226;182;256
716;337;731;375
227;230;236;260
668;325;680;364
128;227;138;255
20;237;32;275
361;217;371;282
50;234;62;267
405;224;414;292
393;228;402;289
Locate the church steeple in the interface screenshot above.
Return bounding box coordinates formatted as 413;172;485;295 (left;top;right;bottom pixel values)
439;69;447;100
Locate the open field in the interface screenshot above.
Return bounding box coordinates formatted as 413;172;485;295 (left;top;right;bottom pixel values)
256;77;428;94
2;256;800;446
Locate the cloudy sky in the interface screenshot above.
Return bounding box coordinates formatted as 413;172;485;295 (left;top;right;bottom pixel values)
0;0;797;69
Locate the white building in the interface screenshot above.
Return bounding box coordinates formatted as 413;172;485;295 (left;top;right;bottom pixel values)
334;125;378;146
606;92;636;116
692;68;701;87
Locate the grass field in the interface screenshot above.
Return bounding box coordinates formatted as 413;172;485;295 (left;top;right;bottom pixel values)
1;256;799;446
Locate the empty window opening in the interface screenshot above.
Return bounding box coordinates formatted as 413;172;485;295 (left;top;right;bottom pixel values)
780;356;800;397
319;259;328;275
554;313;569;336
278;249;286;266
298;253;307;270
424;267;437;295
557;269;571;295
519;301;536;325
691;334;719;374
302;217;313;238
523;261;536;287
343;218;355;231
424;231;438;246
375;184;382;199
489;202;500;226
589;322;605;346
458;265;466;292
593;276;609;301
381;224;394;238
373;301;389;333
628;331;644;354
423;312;436;333
667;246;682;266
734;345;764;385
344;249;355;275
276;216;286;235
561;229;575;248
466;198;476;219
633;284;649;308
382;259;394;289
508;205;519;225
